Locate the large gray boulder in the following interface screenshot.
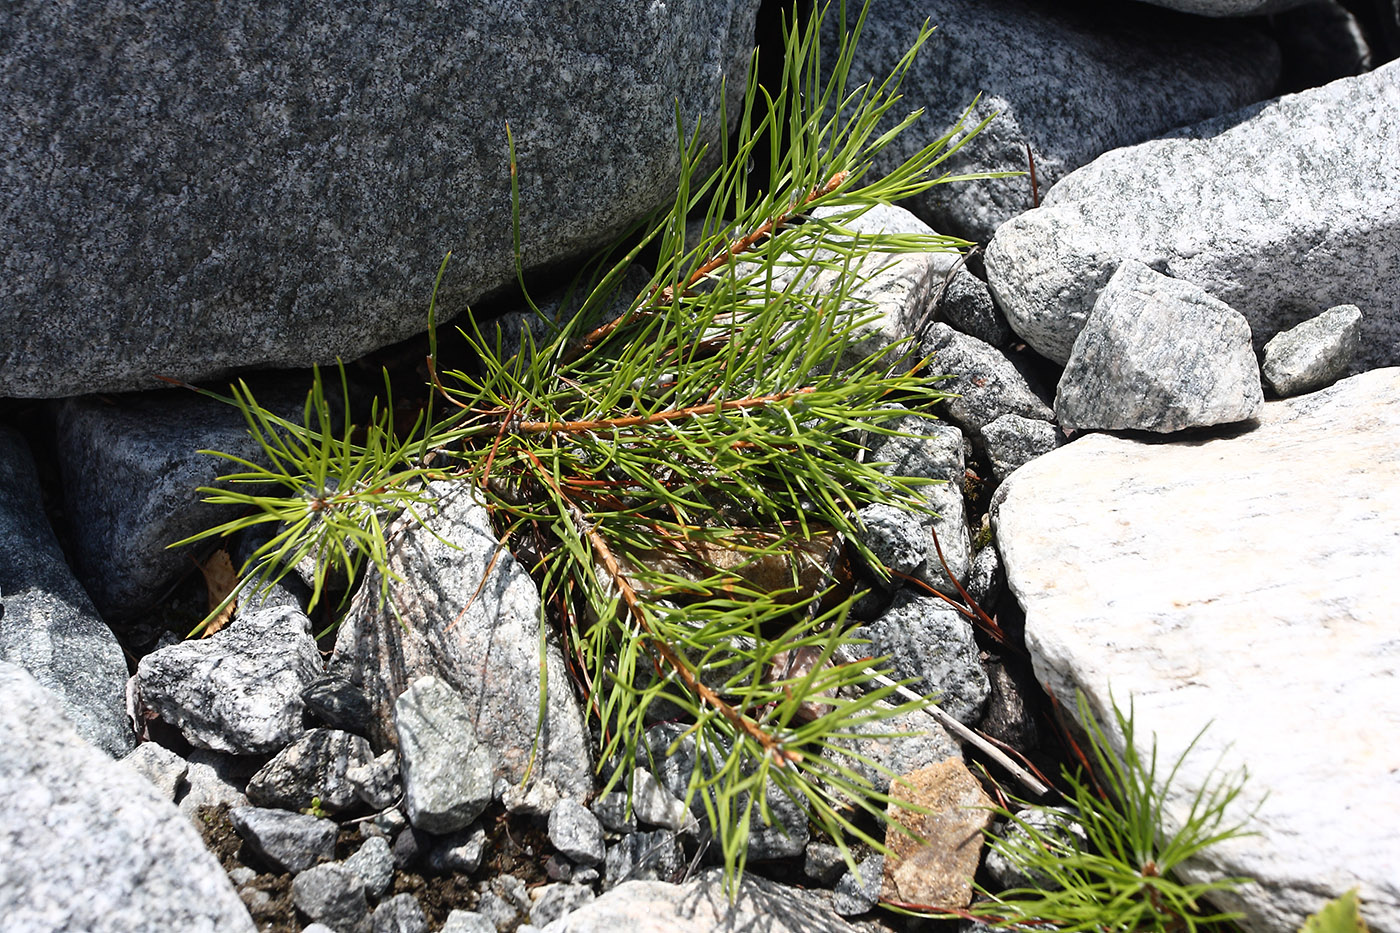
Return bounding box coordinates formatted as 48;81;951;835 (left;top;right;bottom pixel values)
0;427;134;757
833;0;1279;241
1127;0;1313;14
0;662;255;932
993;368;1400;933
986;61;1400;371
0;1;759;398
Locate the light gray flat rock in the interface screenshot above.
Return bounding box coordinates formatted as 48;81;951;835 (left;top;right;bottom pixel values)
994;368;1400;933
0;662;255;932
986;62;1400;371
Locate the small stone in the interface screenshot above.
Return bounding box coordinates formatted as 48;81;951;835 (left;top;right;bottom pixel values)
981;414;1061;483
247;727;373;813
548;797;605;866
345;835;395;899
292;862;370;933
803;842;848;886
439;911;497;933
572;866;600;886
395;676;495;833
630;768;691;832
545;855;574;881
919;325;1055;436
1261;304;1363;396
853;502;926;581
529;882;597;927
964;540;1003;612
604;830;683;889
227;866;258;886
984;807;1089;890
392;826;432;870
936;268;1014;348
832;855;884;916
122;743;188;801
1054;260;1263;433
426;824;488;875
590;792;637;834
880;759;994;908
133;605;323;755
347;749;403;811
866;592;990;726
372;892;428;933
176;749;256;817
229;806;338;874
374;807;409;838
302;674;375;735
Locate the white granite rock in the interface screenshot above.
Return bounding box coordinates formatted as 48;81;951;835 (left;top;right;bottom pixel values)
1261;303;1363;396
328;482;592;812
0;662;255;932
133;604;323;755
986;62;1400;371
993;368;1400;933
1055;260;1263;433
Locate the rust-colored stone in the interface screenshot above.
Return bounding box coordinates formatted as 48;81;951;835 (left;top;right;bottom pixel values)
881;758;993;908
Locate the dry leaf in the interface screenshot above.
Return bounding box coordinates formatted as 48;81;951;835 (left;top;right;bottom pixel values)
197;548;239;636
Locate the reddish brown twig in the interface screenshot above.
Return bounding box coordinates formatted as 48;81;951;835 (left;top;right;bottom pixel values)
512;387;814;436
518;448;802;767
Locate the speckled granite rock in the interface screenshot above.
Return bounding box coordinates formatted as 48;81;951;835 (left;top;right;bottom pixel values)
0;0;759;397
327;482;591;812
986;61;1400;371
832;0;1279;240
994;368;1400;933
0;427;134;757
0;662;255;932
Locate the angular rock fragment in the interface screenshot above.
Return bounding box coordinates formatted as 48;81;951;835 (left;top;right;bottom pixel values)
395;676;495;834
246;728;373;813
291;862;370;933
866;592;990;726
981;414;1061;483
919;324;1054;439
229;806;338;874
1261;303;1362;396
880;759;993;908
328;483;591;812
986;62;1400;372
134;605;322;755
1054;260;1263;433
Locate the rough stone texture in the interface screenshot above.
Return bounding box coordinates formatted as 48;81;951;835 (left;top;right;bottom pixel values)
530;884;597;928
373;893;428;933
832;855;884;917
834;1;1278;241
303;673;376;735
548;798;606;867
177;748;257;817
426;824;487;875
0;1;760;397
133;604;322;755
803;842;847;886
986;62;1400;372
984;806;1089;890
1055;260;1263;433
247;727;373;813
827;703;961;797
0;662;256;932
441;911;498;933
919;324;1055;437
881;759;993;908
52;381;309;618
292;862;370;933
935;268;1014;348
1261;303;1363;396
993;368;1400;933
861;411;971;594
345;836;395;900
590;793;637;834
604;830;683;890
1129;0;1311;14
347;748;402;811
629;768;692;833
981;414;1061;483
229;806;339;874
866;592;990;726
328;482;591;812
396;675;496;834
0;428;134;758
542;868;866;933
123;742;190;801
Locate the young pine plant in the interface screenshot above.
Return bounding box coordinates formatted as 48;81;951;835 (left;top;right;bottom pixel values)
175;0;1006;885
